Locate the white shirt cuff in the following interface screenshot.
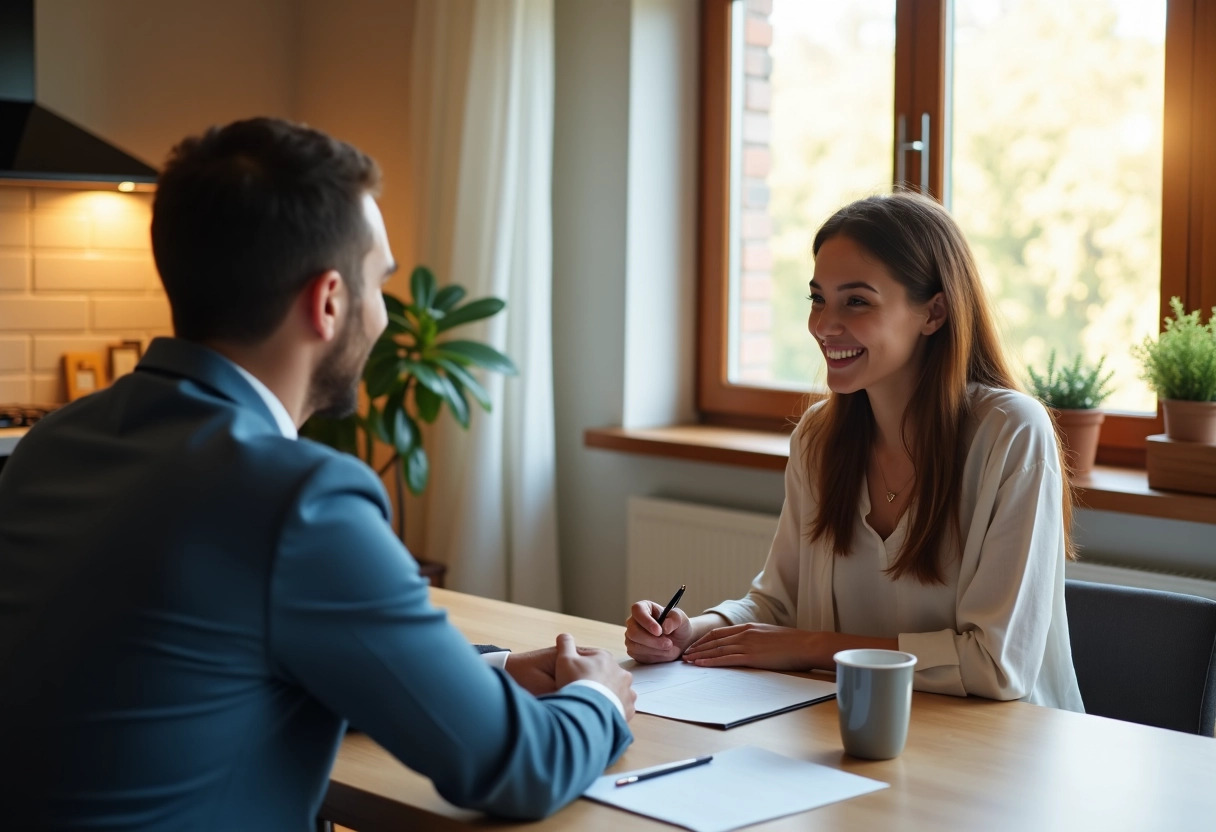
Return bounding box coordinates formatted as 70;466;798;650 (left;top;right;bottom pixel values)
481;650;510;670
564;679;626;718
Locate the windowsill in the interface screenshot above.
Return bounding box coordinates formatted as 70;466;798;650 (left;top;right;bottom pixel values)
584;424;1216;525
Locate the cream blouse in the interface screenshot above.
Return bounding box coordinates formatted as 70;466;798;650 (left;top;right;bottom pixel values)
708;385;1085;711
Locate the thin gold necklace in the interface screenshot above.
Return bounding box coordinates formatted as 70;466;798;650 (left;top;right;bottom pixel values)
876;460;915;503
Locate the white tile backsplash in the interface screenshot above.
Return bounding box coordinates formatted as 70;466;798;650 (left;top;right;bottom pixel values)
92;297;171;331
35;253;158;292
33;214;92;249
0;338;29;372
0;377;30;402
0;251;30;290
0;298;90;331
0;212;29;246
0;190;30;211
1;186;160;403
31;374;61;405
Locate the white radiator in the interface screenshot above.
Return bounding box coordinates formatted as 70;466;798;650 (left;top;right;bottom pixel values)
625;496;1216;612
626;497;777;615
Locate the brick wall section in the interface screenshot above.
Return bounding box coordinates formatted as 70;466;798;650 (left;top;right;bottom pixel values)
737;0;774;382
0;187;171;404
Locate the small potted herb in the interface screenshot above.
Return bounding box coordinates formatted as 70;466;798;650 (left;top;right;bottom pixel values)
1132;296;1216;444
1027;350;1115;474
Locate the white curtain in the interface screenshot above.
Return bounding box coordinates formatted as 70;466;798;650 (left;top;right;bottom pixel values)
410;0;561;610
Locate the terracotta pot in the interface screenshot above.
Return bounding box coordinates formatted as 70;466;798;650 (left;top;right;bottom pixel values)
1051;408;1105;475
1162;399;1216;444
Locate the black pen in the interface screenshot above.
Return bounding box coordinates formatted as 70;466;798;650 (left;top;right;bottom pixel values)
614;755;713;787
655;584;686;626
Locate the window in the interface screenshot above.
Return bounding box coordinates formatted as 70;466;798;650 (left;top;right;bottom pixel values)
698;0;1216;465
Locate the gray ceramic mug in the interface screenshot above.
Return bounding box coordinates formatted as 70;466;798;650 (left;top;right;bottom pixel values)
834;649;918;760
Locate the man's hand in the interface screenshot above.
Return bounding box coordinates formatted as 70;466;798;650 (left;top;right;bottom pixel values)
502;646;560;695
553;633;636;720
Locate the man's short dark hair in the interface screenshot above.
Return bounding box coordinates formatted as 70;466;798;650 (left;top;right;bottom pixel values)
151;117;382;343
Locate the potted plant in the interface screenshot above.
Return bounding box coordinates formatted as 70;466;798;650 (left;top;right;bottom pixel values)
302;264;517;548
1132;296;1216;444
1027;350;1115;474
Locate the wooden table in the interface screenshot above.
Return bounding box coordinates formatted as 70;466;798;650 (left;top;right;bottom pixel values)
321;588;1216;831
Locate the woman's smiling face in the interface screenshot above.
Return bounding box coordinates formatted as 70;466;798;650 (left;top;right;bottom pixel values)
808;234;945;399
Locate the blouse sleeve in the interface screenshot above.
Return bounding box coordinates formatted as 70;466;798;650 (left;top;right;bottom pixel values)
706;423;809;628
899;400;1066;699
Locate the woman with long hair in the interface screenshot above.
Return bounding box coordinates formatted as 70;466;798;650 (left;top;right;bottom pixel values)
626;192;1083;709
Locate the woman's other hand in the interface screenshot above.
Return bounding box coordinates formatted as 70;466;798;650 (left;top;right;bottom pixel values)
681;622;821;671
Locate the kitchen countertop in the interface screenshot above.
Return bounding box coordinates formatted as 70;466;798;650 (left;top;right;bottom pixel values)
0;427;29;456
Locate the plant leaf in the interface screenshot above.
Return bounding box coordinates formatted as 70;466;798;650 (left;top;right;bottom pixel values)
363;414;376;464
414;384;442;423
404;360;446;395
440;373;470;428
410;266;436;310
383;292;407;318
435;297;507;333
366;334;399;365
432;284;467;313
433;340;519;375
434;357;492;410
364;402;387;444
391;406;418;457
365;353;404;399
405;445;429;495
385;311;416;337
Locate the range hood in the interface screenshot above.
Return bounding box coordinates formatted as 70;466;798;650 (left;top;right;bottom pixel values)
0;1;157;188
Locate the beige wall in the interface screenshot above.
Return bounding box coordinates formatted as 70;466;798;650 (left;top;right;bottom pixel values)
34;0;416;296
296;0;417;287
35;0;299;168
6;1;418;404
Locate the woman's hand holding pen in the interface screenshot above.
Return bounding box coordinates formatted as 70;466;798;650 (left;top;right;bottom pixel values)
624;600;698;663
625;602;731;663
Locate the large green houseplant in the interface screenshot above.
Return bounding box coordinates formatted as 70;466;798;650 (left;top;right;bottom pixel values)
1132;296;1216;443
1026;350;1115;474
302;265;517;537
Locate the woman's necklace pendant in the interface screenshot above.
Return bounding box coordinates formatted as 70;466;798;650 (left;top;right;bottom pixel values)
885;491;897;503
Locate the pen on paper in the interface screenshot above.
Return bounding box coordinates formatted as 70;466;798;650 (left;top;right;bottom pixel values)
656;584;686;626
614;755;713;787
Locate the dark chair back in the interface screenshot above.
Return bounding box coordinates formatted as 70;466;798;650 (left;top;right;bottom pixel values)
1065;578;1216;735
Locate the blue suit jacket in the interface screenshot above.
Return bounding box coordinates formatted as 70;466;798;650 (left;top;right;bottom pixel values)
0;338;630;830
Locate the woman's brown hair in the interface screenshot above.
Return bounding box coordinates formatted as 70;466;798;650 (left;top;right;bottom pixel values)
802;192;1075;583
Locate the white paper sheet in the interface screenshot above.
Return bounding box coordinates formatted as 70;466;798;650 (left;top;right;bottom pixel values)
583;745;887;832
628;661;836;728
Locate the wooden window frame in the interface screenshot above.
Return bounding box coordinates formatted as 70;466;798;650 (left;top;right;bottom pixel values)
697;0;1216;466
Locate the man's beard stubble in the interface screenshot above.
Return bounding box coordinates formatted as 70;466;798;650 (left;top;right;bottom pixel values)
308;299;368;420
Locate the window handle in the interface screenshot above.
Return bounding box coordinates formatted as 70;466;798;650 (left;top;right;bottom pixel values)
896;113;931;194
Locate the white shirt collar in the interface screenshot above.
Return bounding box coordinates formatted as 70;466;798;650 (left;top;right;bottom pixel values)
225;359;298;439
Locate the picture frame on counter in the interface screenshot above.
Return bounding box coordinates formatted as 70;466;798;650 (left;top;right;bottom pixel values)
62;352;106;401
109;340;143;380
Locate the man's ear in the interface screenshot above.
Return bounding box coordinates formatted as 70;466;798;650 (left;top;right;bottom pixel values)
305;270;344;342
922;292;948;336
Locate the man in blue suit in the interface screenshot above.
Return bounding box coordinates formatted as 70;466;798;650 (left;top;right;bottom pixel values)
0;117;634;829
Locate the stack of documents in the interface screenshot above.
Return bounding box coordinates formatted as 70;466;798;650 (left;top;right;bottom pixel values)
628;661;836;728
584;745;887;832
